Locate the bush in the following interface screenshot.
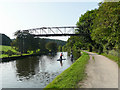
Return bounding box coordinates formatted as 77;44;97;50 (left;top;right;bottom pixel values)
108;50;118;57
88;45;92;52
7;50;15;56
98;45;103;54
72;46;81;60
46;42;58;52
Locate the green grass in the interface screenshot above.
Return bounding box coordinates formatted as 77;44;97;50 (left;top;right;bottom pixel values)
87;49;119;67
92;56;95;62
101;53;118;62
0;45;31;58
45;52;89;88
0;45;17;58
101;53;119;67
0;45;17;52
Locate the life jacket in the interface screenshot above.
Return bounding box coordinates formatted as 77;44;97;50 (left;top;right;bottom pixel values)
60;53;62;56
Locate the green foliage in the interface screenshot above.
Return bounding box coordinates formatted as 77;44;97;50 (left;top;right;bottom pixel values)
76;9;97;48
0;45;17;52
45;52;89;88
65;9;98;53
7;50;15;56
13;30;40;53
12;30;66;54
88;45;93;52
98;44;103;54
0;45;19;58
91;2;120;50
101;53;119;66
58;45;62;52
66;2;119;58
72;48;81;60
0;33;12;46
62;45;67;52
42;38;66;46
45;42;58;52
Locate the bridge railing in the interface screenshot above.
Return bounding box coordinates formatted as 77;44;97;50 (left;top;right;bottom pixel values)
22;26;81;37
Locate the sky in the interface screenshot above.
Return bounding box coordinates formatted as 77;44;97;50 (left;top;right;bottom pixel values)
0;0;103;41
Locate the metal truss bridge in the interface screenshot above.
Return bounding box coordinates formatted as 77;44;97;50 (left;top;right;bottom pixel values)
22;26;82;37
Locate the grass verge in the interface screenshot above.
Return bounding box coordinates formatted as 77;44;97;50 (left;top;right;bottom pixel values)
92;56;95;62
0;45;17;58
87;49;119;67
101;53;119;67
0;45;32;58
0;45;17;52
45;52;89;88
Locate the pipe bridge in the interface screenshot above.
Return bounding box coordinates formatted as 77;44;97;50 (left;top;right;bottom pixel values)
22;26;86;37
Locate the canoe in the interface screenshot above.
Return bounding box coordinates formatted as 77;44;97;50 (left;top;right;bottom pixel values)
57;59;66;61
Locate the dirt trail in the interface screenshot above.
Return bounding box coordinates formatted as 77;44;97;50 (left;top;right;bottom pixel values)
79;51;118;88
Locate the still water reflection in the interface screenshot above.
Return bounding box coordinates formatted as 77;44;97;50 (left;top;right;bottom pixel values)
1;52;73;88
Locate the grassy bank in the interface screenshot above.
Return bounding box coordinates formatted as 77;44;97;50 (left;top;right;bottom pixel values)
101;53;118;62
101;53;119;67
0;45;17;58
87;49;119;67
92;50;119;66
0;45;17;52
0;45;31;58
45;52;89;88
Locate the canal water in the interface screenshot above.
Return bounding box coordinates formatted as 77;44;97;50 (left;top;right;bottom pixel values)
0;52;73;88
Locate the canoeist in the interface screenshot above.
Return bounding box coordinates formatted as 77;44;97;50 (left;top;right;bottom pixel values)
70;52;73;62
60;52;63;60
60;53;63;66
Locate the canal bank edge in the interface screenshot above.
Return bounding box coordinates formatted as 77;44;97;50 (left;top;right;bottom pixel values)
44;52;90;88
0;52;48;62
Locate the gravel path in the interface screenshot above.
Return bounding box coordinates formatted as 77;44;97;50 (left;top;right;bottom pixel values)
79;51;118;88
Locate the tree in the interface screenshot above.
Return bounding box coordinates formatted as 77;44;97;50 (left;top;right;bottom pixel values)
66;2;120;55
0;33;12;46
45;42;58;52
39;38;47;52
76;9;97;51
91;2;120;51
13;30;39;54
58;45;62;52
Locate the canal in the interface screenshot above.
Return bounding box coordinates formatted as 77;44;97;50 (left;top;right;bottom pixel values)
0;52;73;88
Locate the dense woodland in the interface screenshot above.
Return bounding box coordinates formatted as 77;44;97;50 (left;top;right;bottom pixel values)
64;2;120;58
1;32;66;57
0;33;12;46
11;30;66;54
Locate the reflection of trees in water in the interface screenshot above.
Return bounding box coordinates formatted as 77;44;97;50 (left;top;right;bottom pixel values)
15;52;71;84
16;55;60;86
39;55;56;72
15;56;39;81
48;52;57;57
39;56;46;72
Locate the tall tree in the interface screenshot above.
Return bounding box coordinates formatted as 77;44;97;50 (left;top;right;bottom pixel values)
45;42;58;52
66;2;120;54
13;30;39;53
76;9;97;51
58;45;62;52
0;33;12;46
91;2;120;50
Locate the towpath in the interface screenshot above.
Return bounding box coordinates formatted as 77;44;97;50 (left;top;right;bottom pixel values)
79;51;119;88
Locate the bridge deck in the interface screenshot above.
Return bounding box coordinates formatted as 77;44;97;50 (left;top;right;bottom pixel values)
32;34;88;37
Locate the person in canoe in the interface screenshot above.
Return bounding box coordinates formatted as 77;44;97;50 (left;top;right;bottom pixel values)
60;52;63;60
70;52;74;63
60;52;63;66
